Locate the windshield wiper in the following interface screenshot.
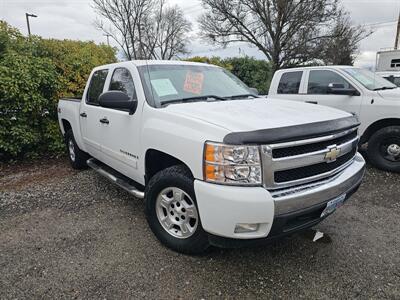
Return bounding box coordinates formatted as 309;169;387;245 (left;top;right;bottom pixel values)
160;95;227;106
226;93;259;99
373;86;397;91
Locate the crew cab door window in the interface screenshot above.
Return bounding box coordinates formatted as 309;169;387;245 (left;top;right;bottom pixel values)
86;69;108;104
305;69;363;117
307;70;352;94
277;71;303;94
109;67;136;100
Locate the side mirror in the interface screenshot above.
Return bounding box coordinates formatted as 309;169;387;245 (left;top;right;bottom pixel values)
249;87;259;95
328;83;345;89
98;91;138;115
328;83;359;96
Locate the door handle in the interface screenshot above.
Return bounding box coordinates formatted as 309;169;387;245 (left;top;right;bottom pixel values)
80;112;87;118
99;117;109;124
305;101;318;104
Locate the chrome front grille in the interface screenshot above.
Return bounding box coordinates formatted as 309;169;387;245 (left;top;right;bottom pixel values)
261;128;359;190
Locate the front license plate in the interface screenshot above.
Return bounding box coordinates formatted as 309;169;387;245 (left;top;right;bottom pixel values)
321;194;346;218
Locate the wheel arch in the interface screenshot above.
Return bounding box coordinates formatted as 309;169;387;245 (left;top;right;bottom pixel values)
61;119;72;136
361;118;400;144
144;149;194;184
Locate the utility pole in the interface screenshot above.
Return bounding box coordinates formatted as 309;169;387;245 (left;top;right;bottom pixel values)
395;10;400;49
25;13;38;36
103;33;111;46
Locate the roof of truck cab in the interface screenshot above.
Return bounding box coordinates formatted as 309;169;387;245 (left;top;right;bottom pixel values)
276;65;356;72
92;60;219;70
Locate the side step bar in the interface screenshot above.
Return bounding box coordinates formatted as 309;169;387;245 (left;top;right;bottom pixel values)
87;158;144;199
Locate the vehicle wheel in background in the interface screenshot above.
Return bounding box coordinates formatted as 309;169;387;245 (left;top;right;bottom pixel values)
367;126;400;173
145;165;210;254
65;129;90;170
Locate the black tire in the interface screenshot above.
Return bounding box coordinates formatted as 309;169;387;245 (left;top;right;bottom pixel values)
65;129;90;170
367;126;400;173
145;165;210;254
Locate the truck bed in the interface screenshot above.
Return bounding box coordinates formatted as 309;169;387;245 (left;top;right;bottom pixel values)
60;97;82;102
58;97;82;138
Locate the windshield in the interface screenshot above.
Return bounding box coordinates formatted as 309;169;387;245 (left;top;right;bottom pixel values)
138;64;255;107
343;68;397;91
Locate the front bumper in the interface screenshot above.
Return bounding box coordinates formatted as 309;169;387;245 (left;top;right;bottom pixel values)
194;153;366;242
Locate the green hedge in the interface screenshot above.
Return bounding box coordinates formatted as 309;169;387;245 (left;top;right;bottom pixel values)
0;21;116;161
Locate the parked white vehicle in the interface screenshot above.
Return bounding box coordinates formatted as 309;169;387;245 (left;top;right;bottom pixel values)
376;71;400;87
58;61;365;254
269;66;400;172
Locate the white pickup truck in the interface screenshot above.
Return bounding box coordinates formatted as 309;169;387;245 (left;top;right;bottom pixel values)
269;66;400;172
58;61;365;254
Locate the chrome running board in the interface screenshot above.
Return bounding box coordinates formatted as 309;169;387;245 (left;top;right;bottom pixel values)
87;158;144;199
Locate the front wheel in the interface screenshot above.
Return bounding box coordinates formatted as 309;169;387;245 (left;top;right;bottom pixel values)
145;165;209;254
367;126;400;173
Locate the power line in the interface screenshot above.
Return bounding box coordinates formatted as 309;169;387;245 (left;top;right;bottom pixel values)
395;10;400;49
362;20;397;27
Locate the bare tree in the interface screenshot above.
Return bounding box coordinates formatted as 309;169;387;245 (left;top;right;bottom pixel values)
93;0;153;59
320;11;372;65
93;0;191;60
199;0;367;71
153;4;192;59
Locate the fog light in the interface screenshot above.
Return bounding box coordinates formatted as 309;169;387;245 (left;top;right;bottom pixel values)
234;223;259;233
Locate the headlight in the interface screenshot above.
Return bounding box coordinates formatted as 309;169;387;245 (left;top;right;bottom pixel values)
203;141;262;186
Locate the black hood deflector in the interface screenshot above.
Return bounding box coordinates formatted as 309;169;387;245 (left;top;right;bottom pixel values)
223;115;360;145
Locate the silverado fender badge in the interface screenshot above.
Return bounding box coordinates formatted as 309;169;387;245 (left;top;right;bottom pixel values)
325;146;341;162
120;149;138;159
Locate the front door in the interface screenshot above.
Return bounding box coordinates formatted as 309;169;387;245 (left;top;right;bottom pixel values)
98;66;143;183
304;69;363;116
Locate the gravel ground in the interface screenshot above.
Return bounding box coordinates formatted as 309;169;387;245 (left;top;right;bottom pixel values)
0;158;399;299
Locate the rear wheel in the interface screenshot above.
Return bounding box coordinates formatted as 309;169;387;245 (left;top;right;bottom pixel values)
367;126;400;173
65;129;90;170
145;165;209;254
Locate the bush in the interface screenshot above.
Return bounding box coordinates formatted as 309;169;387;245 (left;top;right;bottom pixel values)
0;21;116;161
36;39;116;98
184;56;233;70
224;57;271;94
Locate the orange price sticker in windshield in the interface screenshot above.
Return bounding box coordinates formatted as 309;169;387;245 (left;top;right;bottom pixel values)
183;71;204;94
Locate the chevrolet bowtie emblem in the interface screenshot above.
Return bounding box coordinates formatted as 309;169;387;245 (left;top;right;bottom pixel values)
325;146;341;162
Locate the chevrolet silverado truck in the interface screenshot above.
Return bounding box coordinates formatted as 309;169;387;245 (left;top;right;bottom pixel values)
58;61;365;254
269;66;400;172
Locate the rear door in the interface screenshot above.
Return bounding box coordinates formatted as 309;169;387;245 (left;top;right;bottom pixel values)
79;69;109;160
270;70;306;101
98;66;143;183
304;69;363;115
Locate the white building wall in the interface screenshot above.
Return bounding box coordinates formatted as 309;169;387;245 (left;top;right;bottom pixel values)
376;50;400;71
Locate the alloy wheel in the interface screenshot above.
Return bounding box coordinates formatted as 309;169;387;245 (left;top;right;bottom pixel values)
155;187;198;239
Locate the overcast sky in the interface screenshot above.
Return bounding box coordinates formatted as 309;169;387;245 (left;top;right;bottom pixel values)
1;0;399;68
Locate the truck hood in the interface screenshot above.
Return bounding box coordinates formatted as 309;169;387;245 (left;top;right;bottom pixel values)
377;88;400;100
164;98;351;132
